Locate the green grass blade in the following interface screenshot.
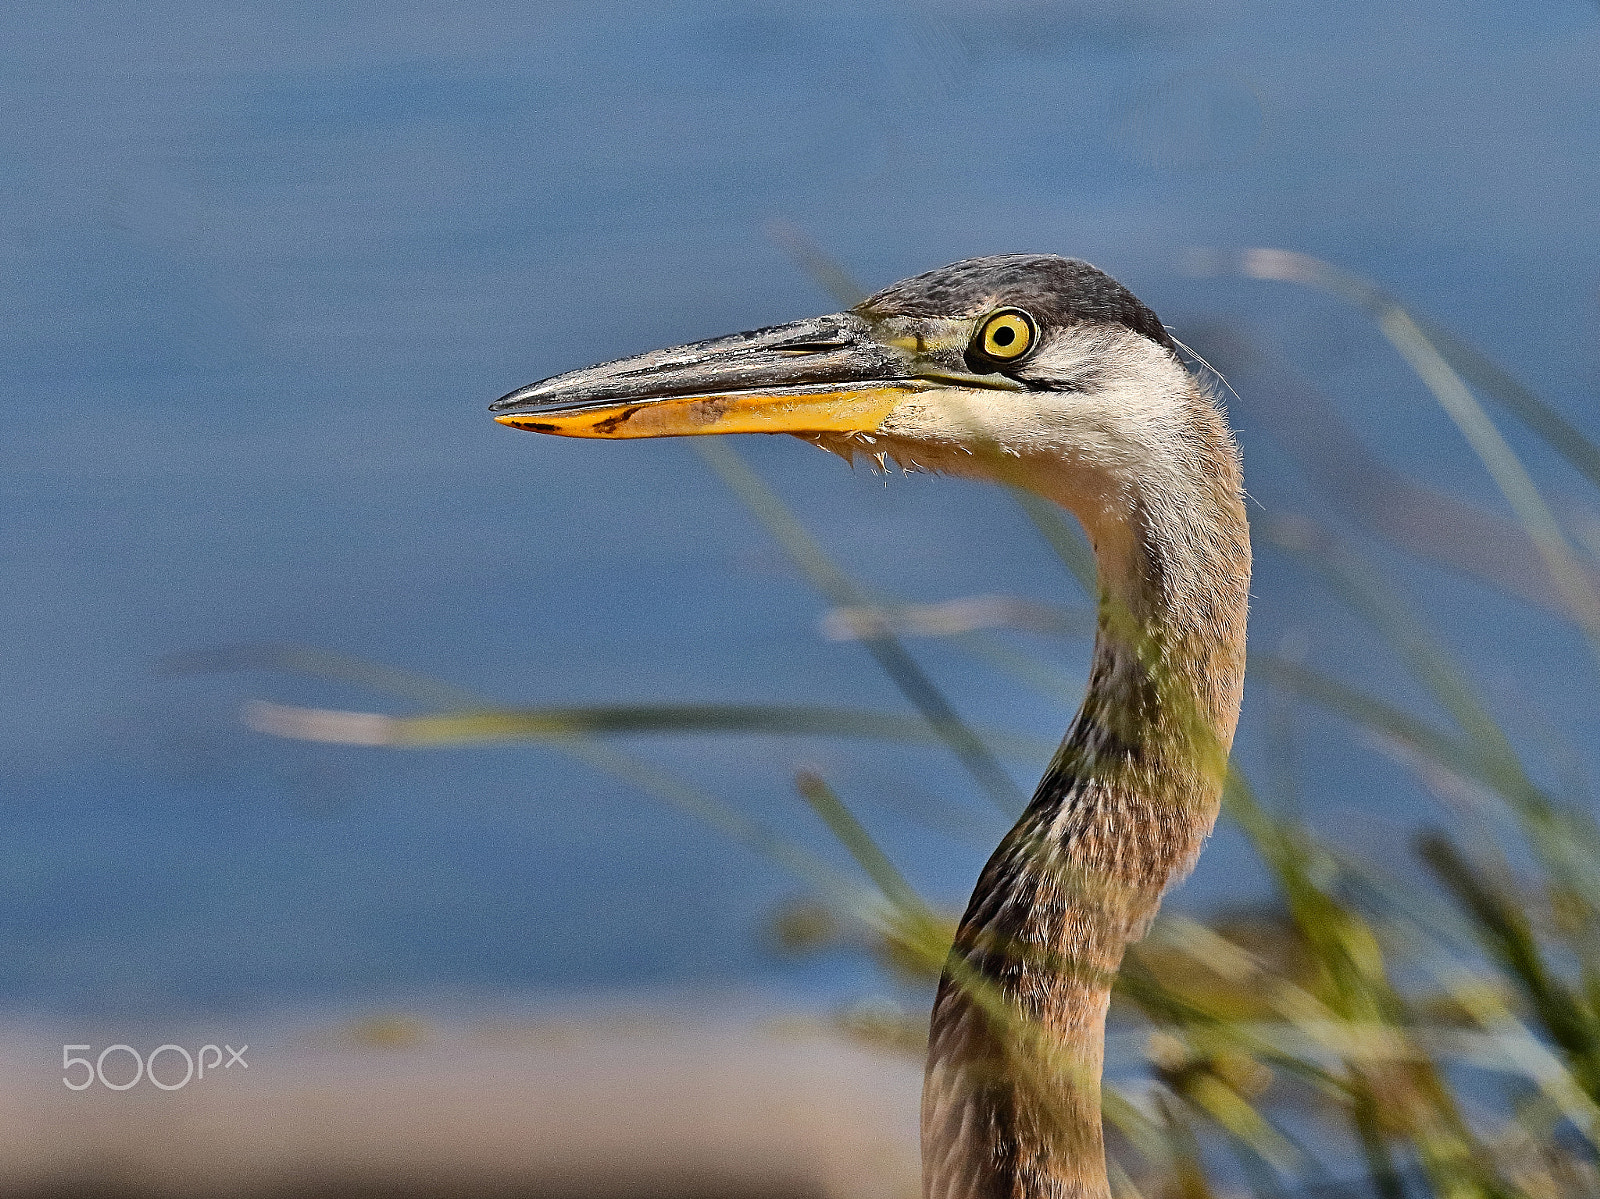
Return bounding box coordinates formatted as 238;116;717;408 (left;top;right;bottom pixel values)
1222;248;1600;654
1010;488;1099;598
1248;652;1488;789
695;437;1026;815
180;644;926;929
1195;325;1600;621
163;642;487;709
559;737;872;908
245;698;1048;755
1226;772;1521;1199
795;770;930;919
821;596;1095;642
1261;516;1600;916
1417;833;1600;1101
1417;318;1600;494
765;219;870;307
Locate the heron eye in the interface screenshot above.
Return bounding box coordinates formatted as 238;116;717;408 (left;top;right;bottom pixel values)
975;309;1037;363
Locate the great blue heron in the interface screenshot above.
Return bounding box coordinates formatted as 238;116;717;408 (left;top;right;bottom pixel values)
491;255;1251;1199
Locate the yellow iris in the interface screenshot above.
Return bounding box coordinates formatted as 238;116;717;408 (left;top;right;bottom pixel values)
977;309;1036;362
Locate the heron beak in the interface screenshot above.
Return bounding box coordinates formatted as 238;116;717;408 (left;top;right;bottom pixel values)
490;313;953;439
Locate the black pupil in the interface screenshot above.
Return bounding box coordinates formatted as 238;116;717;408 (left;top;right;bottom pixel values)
993;325;1016;347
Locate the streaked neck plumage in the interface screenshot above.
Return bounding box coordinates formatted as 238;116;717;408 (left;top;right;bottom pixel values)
913;339;1251;1199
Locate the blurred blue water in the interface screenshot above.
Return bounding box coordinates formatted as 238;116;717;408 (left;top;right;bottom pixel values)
3;0;1599;1017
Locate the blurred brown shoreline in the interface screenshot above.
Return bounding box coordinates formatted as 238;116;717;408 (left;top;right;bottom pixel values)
0;1008;922;1199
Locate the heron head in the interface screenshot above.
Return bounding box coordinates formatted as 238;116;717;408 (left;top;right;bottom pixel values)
490;255;1203;503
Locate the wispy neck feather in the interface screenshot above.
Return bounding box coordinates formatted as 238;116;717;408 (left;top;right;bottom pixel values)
920;356;1250;1199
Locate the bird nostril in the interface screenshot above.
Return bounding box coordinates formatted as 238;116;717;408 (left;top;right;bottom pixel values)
773;341;848;355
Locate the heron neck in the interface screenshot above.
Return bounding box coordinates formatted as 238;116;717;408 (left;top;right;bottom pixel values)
923;413;1249;1199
